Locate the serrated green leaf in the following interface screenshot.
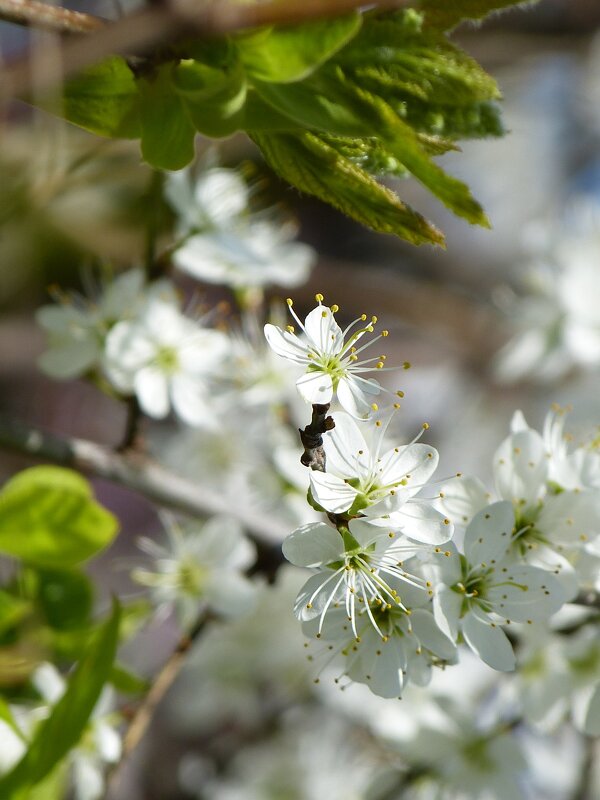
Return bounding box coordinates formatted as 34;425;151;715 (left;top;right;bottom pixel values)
59;57;140;138
237;13;362;83
317;71;489;226
0;600;120;796
417;0;536;31
251;130;444;246
138;67;196;170
36;569;93;631
0;466;118;568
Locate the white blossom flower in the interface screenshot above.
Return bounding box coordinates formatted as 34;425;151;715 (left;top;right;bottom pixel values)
432;504;567;671
516;625;600;735
495;217;600;382
0;717;26;776
438;410;600;593
301;577;456;699
264;295;402;418
36;269;150;380
166;167;315;290
309;412;452;545
31;663;122;800
132;514;257;629
104;296;229;426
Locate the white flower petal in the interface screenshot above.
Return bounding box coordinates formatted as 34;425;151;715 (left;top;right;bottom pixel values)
432;584;462;641
294;572;344;621
309;471;358;514
134;367;170;418
487;564;566;621
282;523;343;568
409;608;457;662
494;427;547;505
378;443;439;497
464;501;514;566
321;413;369;478
337;375;379;419
384;503;453;545
303;305;344;355
462;610;515;671
263;324;310;365
582;683;600;736
438;475;490;527
296;370;334;404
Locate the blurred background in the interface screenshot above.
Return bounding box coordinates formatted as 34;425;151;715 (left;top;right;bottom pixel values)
1;0;600;797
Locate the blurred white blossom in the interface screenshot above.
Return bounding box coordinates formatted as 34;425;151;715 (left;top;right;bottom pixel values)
166;167;315;290
133;514;257;629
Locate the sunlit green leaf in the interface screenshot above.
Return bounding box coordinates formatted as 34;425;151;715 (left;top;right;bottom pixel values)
60;57;140;138
0;600;121;796
139;67;196;170
251;131;445;246
0;591;31;638
0;466;118;567
237;13;362;83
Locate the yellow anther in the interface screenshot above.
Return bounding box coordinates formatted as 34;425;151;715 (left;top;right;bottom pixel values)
381;330;389;337
360;314;367;321
444;518;450;525
286;298;293;306
377;362;385;369
396;390;405;398
371;403;379;411
422;422;430;430
331;304;339;313
321;310;328;318
444;551;451;557
371;315;378;324
366;325;374;333
315;293;324;302
393;402;401;409
306;603;313;609
403;361;411;369
375;420;382;427
286;325;295;333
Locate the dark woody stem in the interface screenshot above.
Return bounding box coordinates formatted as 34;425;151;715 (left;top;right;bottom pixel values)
299;403;334;472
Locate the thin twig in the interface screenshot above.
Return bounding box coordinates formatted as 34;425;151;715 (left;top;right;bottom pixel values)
116;396;142;453
0;415;288;543
2;0;409;97
0;0;104;33
299;403;334;472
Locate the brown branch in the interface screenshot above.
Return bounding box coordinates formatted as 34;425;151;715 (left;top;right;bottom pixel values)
1;0;410;98
299;403;334;472
0;0;105;33
0;415;288;543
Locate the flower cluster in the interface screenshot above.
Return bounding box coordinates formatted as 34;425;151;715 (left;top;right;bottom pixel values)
266;296;599;698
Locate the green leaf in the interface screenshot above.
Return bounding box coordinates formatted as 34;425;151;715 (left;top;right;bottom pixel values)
173;58;247;138
0;466;118;567
251;130;444;246
0;591;31;637
0;697;25;739
59;57;140;138
0;600;121;796
417;0;536;31
138;67;197;170
237;13;362;83
36;569;93;631
326;73;490;226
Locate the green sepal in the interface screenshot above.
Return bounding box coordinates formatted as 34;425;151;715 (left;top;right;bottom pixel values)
0;466;118;568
